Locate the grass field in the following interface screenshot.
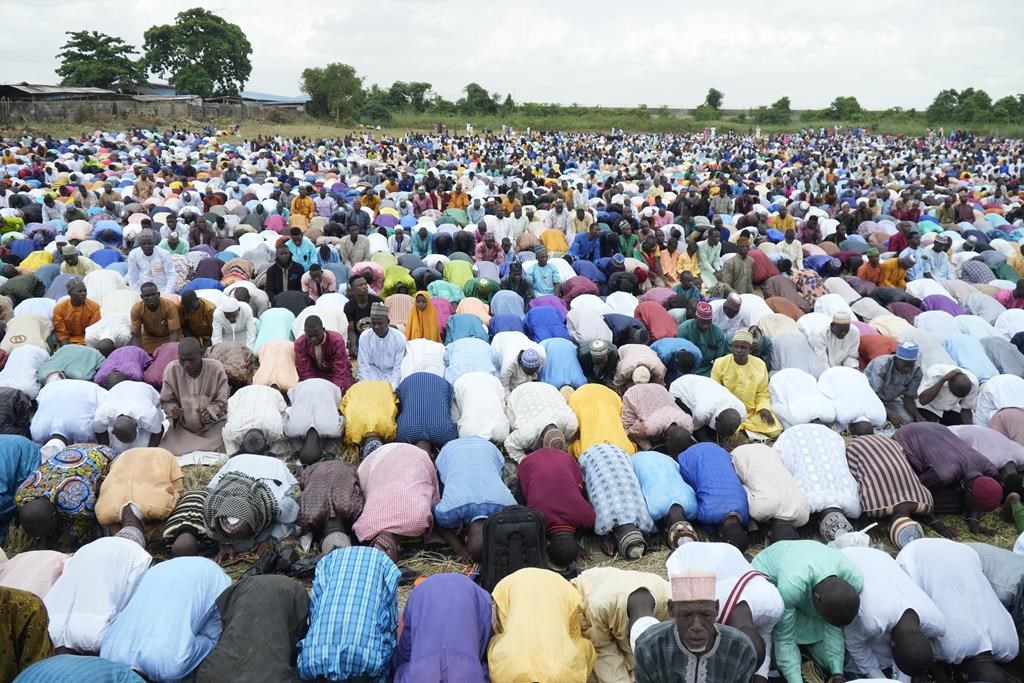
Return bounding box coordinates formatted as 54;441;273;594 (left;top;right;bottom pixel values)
6;110;1024;141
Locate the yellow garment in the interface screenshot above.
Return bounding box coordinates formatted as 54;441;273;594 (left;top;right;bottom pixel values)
1009;253;1024;278
290;195;315;221
406;292;441;342
61;256;100;276
567;384;636;457
540;228;570;254
94;447;183;526
18;251;52;272
677;250;702;280
711;354;781;437
340;380;398;445
773;214;795;232
879;258;907;289
571;568;672;683
489;568;596;683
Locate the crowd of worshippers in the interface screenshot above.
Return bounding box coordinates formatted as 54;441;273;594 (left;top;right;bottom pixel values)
1;126;1024;680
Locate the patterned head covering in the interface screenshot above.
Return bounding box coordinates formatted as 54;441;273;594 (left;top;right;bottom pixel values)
204;471;279;544
695;301;713;320
520;348;541;370
733;329;754;345
370;302;389;320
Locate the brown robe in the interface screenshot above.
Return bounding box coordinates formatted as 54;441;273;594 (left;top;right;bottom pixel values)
159;358;229;454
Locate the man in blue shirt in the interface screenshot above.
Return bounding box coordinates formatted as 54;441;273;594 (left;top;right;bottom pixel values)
568;222;602;262
286;227;318;271
527;249;562;296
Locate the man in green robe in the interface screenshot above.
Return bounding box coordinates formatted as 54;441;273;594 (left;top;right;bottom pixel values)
752;540;863;683
676;302;728;376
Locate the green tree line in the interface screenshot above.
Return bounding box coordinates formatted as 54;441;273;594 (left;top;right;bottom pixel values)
55;8;251;99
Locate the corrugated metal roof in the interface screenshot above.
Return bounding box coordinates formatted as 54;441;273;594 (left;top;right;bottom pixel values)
3;82;116;95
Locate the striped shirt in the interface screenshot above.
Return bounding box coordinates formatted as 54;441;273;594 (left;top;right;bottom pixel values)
845;435;934;517
297;547;401;682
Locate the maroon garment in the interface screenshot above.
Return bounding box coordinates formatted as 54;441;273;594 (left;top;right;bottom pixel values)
887;231;910;254
892;422;996;488
518;448;595;533
748;249;780;285
887;301;922;325
635;301;677;342
145;342;179;389
294;330;355;393
560;276;599;307
194;257;224;281
920;295;966;316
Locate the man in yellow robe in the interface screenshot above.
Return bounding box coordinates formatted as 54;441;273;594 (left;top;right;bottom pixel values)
488;567;596;683
567;384;636;457
711;330;781;438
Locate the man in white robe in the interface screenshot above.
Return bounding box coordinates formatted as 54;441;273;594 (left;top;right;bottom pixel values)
769;368;836;428
897;538;1018;681
92;381;164;453
221;385;289;456
283;378;344;464
43;536;152;653
810;311;860;368
503;382;579;462
840;546;945;682
669;374;746;442
817;367;886;433
452;372;509;443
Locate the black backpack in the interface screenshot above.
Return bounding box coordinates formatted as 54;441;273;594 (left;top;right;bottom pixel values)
478;505;549;592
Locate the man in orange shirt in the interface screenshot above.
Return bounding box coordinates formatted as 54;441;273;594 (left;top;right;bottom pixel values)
52;278;100;346
855;247;883;285
447;186;469;210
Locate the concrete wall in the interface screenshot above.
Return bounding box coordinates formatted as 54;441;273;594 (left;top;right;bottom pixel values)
0;97;294;127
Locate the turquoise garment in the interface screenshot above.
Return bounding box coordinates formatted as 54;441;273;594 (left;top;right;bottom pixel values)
427;280;464;304
0;436;40;544
676;319;727;376
36;344;105;383
253;308;296;352
751;540;864;683
287;238;318;271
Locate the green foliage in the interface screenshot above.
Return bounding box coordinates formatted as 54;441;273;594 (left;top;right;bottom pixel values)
694;104;718;121
752;96;792;124
56;31;145;93
657;105;670;119
704;88;724;110
825;96;863;121
142;8;252;98
925;88;1013;124
462;82;498;115
501;94;515;113
300;63;364;121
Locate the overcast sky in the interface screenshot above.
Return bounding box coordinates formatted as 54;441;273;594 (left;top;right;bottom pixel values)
5;1;1020;110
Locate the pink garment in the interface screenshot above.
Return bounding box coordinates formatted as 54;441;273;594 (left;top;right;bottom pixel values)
351;261;385;293
621;384;693;446
456;297;491;327
143;342;179;388
852;321;877;337
432;297;454;336
638;287;675;307
0;550;68;599
560;276;599;306
352;443;440;542
993;289;1024;310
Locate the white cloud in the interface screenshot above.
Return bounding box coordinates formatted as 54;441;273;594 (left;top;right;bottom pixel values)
4;0;1021;110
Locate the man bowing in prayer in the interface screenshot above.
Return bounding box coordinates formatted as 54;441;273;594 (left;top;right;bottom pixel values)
357;302;406;389
752;540;863;683
711;329;781;438
159;339;229;455
633;570;758;683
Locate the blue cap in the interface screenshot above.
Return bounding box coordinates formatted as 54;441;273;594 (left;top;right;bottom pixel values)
520;348;542;370
895;342;919;361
